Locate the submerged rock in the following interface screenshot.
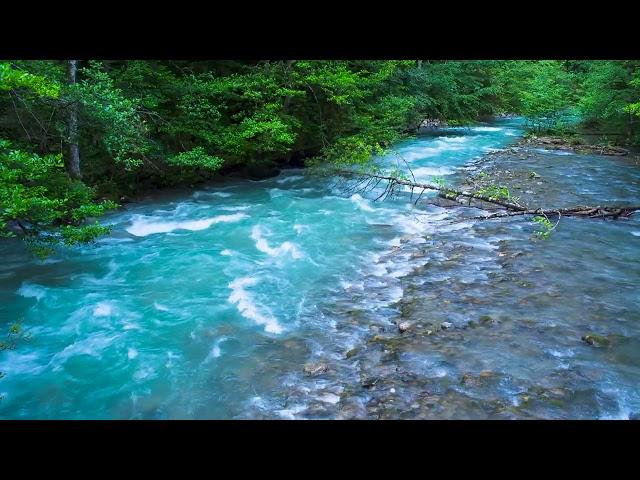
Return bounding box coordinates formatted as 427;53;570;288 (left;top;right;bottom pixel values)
479;315;497;326
345;348;359;359
361;376;379;389
303;362;329;377
440;322;453;330
581;333;611;347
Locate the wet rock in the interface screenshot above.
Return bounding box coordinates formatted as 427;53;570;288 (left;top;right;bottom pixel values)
479;315;495;325
317;392;341;405
440;322;453;330
410;251;427;260
345;348;359;359
398;321;413;333
361;376;379;389
303;362;329;377
581;333;611;347
460;373;479;387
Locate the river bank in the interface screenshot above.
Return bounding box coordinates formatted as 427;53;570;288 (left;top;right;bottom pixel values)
521;135;633;156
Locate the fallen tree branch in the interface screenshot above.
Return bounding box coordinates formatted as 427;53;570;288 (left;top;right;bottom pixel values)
468;206;640;220
334;169;640;220
336;169;527;210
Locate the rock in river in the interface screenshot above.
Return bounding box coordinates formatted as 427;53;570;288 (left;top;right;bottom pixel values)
303;362;329;377
581;333;611;347
398;321;413;333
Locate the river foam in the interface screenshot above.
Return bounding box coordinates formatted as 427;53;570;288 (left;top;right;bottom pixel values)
228;276;283;334
250;225;303;259
17;282;47;301
349;193;375;212
126;213;248;237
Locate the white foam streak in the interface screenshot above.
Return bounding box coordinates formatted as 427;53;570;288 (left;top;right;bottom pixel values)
93;302;113;317
154;302;169;311
349;193;375;212
251;226;303;259
412;166;456;178
472;126;503;132
127;213;248;237
276;175;305;184
17;282;47;301
228;277;283;334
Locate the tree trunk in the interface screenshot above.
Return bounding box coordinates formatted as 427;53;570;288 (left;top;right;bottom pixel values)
65;60;81;180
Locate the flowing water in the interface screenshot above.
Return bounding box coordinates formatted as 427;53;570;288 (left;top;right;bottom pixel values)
1;118;639;419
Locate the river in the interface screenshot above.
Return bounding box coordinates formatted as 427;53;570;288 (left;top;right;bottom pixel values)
1;117;639;419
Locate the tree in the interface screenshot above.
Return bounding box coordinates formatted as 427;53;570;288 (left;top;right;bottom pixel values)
65;60;81;179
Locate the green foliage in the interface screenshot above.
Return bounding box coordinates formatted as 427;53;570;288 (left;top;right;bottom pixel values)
75;61;151;169
0;62;61;98
0;320;29;397
167;147;224;171
0;139;117;256
405;61;502;122
431;176;446;187
476;184;511;201
577;61;640;142
532;215;554;239
579;61;635;121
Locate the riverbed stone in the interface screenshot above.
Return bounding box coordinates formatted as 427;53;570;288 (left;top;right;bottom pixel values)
345;348;359;359
479;315;494;325
361;375;379;389
398;321;412;333
581;333;611;347
303;362;329;377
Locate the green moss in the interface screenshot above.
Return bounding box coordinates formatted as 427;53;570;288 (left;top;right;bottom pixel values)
582;333;611;347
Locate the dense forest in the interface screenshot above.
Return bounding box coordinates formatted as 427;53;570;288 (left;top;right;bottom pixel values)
1;60;639;257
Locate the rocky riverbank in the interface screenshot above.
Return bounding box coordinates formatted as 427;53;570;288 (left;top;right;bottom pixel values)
327;141;640;419
522;134;630;156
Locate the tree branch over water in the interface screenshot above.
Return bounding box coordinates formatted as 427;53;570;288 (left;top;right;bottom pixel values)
334;169;640;220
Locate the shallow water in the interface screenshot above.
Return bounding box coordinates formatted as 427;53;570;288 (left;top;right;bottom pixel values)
1;118;639;419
